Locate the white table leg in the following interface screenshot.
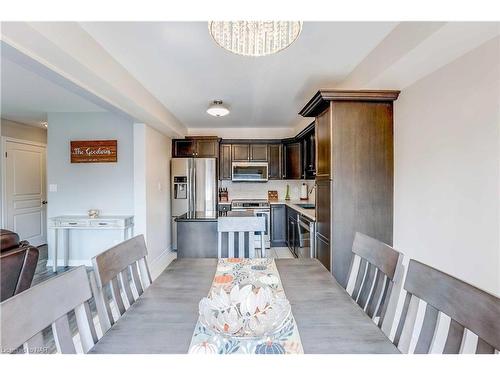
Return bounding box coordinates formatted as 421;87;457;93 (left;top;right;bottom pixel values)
53;229;58;273
64;229;70;267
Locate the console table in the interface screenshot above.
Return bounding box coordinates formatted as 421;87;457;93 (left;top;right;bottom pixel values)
48;215;134;272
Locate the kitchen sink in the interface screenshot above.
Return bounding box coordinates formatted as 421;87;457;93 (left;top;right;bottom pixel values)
296;203;315;209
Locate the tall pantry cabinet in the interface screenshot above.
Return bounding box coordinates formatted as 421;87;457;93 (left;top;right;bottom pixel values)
299;90;400;286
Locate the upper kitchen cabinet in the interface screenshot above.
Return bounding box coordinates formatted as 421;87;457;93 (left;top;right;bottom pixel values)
197;138;220;157
172;138;196;157
283;141;301;179
267;144;282;179
232;143;268;162
297;122;316;179
250;144;268;161
232;144;250;161
281;122;315;180
300;89;400;286
315;109;331;178
219;144;232;180
172;137;220;158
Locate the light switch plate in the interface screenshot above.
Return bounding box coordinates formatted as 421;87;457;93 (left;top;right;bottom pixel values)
49;184;58;192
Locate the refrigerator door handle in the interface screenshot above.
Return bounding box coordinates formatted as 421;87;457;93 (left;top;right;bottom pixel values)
188;160;193;213
192;160;197;212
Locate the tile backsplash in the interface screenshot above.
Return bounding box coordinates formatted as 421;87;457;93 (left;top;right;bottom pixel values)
219;180;315;202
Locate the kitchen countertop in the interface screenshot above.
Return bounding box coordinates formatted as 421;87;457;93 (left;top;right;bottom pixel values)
176;210;255;222
218;200;316;221
270;200;316;221
175;211;218;222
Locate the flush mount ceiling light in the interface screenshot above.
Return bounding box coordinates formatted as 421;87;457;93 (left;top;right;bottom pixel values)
207;100;230;117
208;21;303;57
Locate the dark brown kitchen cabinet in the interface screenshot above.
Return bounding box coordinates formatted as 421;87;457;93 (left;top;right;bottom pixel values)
172;137;219;158
299;123;316;179
267;144;281;179
286;206;299;254
315;177;331;240
315;108;331;178
270;204;286;247
172;139;196;157
219;144;232;180
315;233;331;272
250;144;268;161
300;89;399;286
283;142;301;179
232;143;268;161
197;139;219;157
232;144;250;161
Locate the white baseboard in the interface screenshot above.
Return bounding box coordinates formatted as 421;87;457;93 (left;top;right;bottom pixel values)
46;259;92;267
148;246;177;280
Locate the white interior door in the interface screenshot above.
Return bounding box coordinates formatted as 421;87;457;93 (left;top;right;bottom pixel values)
4;139;47;246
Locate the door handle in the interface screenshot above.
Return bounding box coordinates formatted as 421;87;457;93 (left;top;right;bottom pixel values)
42;200;48;205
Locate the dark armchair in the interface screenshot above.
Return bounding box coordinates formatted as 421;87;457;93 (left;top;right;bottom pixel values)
1;229;39;302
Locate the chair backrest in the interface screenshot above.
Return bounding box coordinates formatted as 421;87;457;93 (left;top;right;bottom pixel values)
346;232;403;332
1;229;40;302
217;216;266;258
0;266;97;353
394;259;500;354
90;235;152;334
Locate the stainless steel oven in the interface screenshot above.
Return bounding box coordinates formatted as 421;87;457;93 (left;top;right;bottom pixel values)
232;162;268;182
231;199;270;249
297;213;315;258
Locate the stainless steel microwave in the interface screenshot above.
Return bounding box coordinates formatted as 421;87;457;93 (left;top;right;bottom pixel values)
232;162;268;182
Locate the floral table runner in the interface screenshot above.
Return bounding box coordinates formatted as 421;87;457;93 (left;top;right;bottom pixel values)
188;258;304;354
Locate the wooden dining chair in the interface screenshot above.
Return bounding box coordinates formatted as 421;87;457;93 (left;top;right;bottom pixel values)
0;266;98;354
217;216;266;258
393;259;500;354
345;232;404;335
90;235;152;334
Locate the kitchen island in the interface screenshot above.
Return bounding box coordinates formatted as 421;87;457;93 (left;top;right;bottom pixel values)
175;211;254;258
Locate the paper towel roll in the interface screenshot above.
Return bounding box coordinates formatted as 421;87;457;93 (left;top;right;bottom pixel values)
300;183;308;200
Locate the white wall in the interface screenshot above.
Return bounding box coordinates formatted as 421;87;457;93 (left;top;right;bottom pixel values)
1;118;47;143
47;112;134;264
220;180;315;202
394;36;500;295
134;124;174;279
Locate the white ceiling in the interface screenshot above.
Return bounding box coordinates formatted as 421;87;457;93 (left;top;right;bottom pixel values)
80;22;397;129
1;54;106;127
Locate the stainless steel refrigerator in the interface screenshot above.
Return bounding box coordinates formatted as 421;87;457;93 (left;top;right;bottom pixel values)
171;158;217;250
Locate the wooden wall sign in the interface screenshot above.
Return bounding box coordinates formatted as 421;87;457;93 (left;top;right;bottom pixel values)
70;140;117;163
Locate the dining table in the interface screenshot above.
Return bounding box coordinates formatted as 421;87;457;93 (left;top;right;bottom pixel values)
89;258;399;354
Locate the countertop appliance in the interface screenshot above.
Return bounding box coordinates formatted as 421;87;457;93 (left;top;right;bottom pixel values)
230;199;270;249
171;158;217;250
296;213;315;258
232;162;268;182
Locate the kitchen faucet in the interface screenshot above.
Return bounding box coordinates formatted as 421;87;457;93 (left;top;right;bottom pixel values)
308;183;316;197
